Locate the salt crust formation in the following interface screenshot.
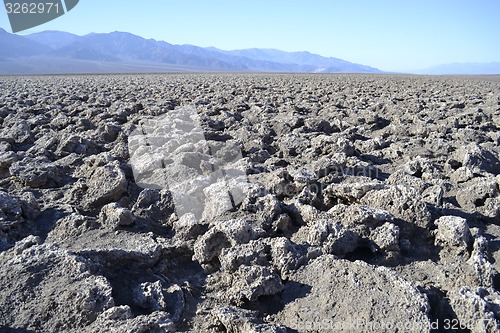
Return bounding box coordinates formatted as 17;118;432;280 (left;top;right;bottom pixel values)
0;74;499;332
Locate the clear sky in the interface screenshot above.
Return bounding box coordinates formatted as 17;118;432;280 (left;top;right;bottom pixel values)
1;0;499;72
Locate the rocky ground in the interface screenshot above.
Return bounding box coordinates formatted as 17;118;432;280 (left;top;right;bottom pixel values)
0;73;499;332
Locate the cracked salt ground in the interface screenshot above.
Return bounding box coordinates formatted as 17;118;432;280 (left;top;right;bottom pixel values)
0;74;499;332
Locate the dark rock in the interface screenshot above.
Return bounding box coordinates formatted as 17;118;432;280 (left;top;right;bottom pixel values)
99;202;135;230
0;191;22;230
433;216;471;251
451;143;500;176
293;219;360;256
275;255;430;332
360;185;432;231
133;280;185;322
193;217;266;270
370;222;400;252
0;241;114;332
86;308;176;332
56;133;92;156
205;306;287;333
9;157;62;188
0;119;32;144
448;287;500;333
19;191;40;220
84;161;128;207
456;177;498;212
0;151;18;169
132;188;175;225
208;265;283;305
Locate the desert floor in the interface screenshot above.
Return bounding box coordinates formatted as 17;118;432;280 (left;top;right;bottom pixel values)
1;74;499;332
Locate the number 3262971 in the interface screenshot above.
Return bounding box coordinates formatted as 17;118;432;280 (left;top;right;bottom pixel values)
5;2;60;14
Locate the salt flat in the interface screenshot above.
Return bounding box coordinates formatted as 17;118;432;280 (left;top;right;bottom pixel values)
0;74;499;332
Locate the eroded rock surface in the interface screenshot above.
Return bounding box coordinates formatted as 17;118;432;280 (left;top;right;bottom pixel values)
274;255;431;332
0;239;114;332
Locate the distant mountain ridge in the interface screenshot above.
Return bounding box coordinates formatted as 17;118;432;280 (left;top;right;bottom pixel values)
213;48;378;73
0;28;382;74
416;62;500;75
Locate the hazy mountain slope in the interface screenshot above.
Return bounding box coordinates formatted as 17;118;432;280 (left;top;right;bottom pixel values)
176;44;320;72
24;30;79;49
0;29;383;74
0;56;220;75
0;28;51;58
46;45;121;62
213;48;381;73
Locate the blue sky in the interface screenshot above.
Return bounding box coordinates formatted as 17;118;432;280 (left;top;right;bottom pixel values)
1;0;499;72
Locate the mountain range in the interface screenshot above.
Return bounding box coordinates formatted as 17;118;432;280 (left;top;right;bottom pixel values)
0;28;382;74
1;28;499;75
415;62;500;75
